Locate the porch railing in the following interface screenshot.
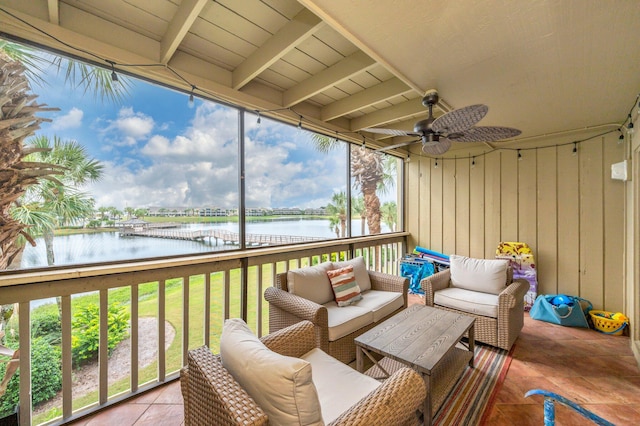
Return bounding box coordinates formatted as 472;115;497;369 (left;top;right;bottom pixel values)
0;233;407;425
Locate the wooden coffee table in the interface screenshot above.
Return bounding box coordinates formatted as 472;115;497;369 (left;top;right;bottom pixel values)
354;304;475;426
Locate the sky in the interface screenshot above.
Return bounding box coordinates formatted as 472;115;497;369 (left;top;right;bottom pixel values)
25;49;396;212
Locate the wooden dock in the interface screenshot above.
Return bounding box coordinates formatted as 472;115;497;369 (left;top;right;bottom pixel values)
119;228;325;245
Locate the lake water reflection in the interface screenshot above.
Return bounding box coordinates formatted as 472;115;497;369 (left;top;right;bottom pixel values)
19;219;384;269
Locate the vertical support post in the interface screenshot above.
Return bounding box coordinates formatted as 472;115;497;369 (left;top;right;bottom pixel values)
61;295;72;419
346;141;352;238
158;280;166;381
131;285;139;392
223;270;231;320
204;272;211;347
256;264;264;337
99;289;108;404
18;302;31;426
240;258;248;322
182;276;189;364
238;110;246;251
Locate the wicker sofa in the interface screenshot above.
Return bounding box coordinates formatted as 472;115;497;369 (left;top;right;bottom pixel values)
421;254;529;350
264;257;409;364
180;320;426;426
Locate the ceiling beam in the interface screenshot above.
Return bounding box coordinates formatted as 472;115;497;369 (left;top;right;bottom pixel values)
350;98;427;131
47;0;59;25
320;78;411;121
232;8;323;90
283;50;376;108
160;0;208;65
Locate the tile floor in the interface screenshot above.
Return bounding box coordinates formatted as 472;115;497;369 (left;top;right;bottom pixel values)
73;295;640;425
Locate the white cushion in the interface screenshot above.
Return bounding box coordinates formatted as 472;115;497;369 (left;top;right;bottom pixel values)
301;348;380;424
322;301;373;341
435;287;499;318
352;290;404;322
288;261;334;305
332;257;372;291
220;318;324;426
450;254;509;295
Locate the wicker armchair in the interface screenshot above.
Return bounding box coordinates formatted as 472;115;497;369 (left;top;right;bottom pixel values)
180;320;426;426
421;265;529;350
264;269;408;364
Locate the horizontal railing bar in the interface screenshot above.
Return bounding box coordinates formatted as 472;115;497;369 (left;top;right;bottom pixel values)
0;258;243;304
0;232;408;288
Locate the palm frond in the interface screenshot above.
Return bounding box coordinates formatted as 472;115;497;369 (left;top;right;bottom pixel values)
0;41;49;87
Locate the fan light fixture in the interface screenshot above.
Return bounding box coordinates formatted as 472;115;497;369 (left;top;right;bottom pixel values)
368;90;521;155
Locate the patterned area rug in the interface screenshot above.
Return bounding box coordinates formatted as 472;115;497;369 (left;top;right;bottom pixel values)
433;343;514;425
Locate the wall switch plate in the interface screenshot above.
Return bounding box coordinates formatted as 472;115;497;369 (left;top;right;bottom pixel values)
611;160;630;181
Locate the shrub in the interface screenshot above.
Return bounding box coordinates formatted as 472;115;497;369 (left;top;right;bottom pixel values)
0;337;62;417
71;303;129;367
31;307;61;345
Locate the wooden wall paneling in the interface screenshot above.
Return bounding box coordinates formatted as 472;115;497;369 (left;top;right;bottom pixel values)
455;157;470;256
579;138;605;308
406;157;421;249
603;134;625;312
418;155;432;249
500;150;519;242
430;158;444;252
469;155;485;258
517;147;537;255
442;158;457;255
536;146;558;295
556;143;580;296
484;152;501;258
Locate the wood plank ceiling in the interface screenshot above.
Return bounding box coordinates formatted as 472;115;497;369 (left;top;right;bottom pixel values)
1;0;639;156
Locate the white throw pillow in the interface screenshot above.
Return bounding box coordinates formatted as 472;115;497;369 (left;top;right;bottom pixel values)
287;261;334;305
449;254;509;295
220;318;324;426
332;256;372;291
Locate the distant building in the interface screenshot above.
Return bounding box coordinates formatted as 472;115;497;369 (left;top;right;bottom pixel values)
271;207;303;215
304;207;327;215
246;208;269;216
199;207;232;217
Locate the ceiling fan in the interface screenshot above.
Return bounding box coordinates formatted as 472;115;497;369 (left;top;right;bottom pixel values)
365;90;521;155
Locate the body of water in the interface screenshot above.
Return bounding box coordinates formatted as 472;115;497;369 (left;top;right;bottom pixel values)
19;219;386;269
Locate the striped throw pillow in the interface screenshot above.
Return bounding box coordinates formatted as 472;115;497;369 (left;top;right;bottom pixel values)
327;265;362;307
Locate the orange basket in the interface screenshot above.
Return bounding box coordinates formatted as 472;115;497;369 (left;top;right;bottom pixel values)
589;310;628;335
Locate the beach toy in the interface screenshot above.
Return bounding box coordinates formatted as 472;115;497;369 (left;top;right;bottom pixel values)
612;312;628;322
551;295;574;306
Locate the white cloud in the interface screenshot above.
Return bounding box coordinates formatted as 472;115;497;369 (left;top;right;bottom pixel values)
115;107;155;138
90;102;353;210
51;107;83;130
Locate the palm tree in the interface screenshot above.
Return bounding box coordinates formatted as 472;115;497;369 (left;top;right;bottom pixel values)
124;207;135;219
381;201;398;232
16;136;103;265
98;206;110;221
351;196;366;236
134;208;148;218
312;134;396;235
0;40;130;103
325;191;347;238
